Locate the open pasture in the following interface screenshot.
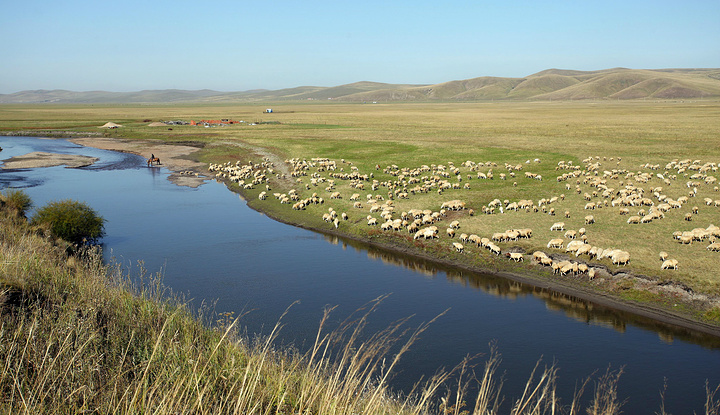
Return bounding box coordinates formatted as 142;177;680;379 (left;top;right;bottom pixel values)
2;100;720;314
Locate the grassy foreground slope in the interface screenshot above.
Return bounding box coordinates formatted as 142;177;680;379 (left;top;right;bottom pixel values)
2;100;720;327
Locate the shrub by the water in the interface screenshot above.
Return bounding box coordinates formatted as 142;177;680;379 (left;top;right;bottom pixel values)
31;199;105;244
0;188;33;216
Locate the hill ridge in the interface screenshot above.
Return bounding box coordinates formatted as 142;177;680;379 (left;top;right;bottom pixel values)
2;68;719;104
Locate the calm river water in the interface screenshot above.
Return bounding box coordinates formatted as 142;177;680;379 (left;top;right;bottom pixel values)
2;136;719;414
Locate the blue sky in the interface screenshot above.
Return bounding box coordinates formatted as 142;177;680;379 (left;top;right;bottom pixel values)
1;0;718;93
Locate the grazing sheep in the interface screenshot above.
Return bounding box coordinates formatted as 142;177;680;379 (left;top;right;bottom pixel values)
492;232;506;242
565;240;586;253
453;242;464;253
488;243;502;256
506;252;524;262
661;259;679;270
588;268;596;280
659;251;669;261
533;251;548;262
449;220;461;229
547;238;564;249
564;230;577;239
367;217;378;226
612;252;631;266
685;213;693;221
517;228;533;238
627;215;641;224
565;210;571;218
707;242;720;252
550;222;565;231
447;228;456;238
585;215;595;224
575;244;593;257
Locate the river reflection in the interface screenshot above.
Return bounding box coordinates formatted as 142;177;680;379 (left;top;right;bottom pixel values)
2;136;720;414
322;233;720;349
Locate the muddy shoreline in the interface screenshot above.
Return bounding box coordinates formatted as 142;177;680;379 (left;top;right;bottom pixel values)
22;134;720;338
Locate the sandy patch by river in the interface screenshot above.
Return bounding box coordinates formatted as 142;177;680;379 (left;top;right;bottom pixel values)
1;152;99;169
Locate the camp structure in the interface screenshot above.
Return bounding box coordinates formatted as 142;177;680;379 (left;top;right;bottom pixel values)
147;122;167;127
99;122;122;129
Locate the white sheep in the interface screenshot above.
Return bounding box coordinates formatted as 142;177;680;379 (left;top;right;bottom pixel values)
453;242;464;253
547;238;564;249
661;259;678;270
612;252;630;266
707;242;720;252
506;252;524;262
584;215;595;224
550;222;565;231
532;251;548;262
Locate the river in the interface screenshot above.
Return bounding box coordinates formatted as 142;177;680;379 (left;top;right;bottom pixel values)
1;136;719;414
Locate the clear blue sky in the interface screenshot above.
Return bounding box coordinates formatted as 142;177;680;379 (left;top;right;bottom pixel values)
1;0;718;93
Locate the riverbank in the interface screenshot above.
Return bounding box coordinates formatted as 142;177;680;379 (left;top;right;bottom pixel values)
63;135;720;338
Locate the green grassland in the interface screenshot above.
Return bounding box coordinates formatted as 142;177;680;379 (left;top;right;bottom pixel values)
2;100;720;324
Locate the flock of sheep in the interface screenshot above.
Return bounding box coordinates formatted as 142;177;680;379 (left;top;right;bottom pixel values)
208;155;719;283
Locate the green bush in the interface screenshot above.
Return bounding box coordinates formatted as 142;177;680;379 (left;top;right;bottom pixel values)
31;199;105;244
1;188;33;216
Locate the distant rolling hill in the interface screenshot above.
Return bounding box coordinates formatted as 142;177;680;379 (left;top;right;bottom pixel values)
2;68;719;104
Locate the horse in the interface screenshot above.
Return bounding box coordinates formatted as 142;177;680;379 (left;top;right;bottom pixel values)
147;157;161;166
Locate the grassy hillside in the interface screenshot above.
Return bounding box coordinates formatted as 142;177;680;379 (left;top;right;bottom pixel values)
3;68;720;104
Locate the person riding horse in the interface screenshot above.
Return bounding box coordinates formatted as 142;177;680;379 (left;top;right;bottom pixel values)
147;154;161;166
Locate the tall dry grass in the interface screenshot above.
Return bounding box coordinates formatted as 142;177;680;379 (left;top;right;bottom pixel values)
1;205;718;414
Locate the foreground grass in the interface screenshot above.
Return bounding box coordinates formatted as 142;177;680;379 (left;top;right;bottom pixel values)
5;202;720;413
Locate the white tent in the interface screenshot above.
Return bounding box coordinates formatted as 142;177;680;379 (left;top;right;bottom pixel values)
99;122;122;128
